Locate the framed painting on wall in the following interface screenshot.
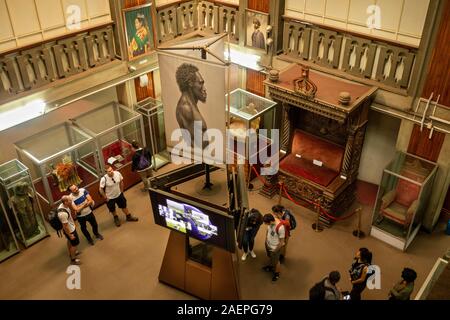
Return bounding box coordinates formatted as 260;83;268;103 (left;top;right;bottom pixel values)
123;3;156;61
245;9;269;51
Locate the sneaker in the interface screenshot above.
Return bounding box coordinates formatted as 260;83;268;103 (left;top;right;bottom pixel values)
272;272;280;282
262;266;273;272
114;216;121;227
95;234;104;240
88;239;94;246
126;214;139;222
241;252;248;261
75;251;82;256
71;258;81;265
250;251;256;258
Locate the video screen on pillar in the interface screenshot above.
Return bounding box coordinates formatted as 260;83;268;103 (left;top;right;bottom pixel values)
150;191;233;251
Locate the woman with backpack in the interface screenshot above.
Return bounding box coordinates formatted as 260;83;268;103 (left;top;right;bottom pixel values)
348;247;373;300
131;140;153;192
241;209;263;261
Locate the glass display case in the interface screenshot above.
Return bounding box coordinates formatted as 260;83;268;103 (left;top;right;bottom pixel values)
134;97;170;170
15;122;102;212
370;152;438;251
0;159;48;248
0;203;19;262
226;89;278;181
72;102;146;189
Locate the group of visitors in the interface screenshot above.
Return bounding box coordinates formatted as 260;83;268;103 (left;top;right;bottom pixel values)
240;205;417;299
53;141;152;266
312;247;417;300
240;204;296;282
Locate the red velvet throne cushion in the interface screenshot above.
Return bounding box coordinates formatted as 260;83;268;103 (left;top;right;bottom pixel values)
394;179;420;208
280;130;345;187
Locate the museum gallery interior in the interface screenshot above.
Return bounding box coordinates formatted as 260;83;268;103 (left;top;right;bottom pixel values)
0;0;449;300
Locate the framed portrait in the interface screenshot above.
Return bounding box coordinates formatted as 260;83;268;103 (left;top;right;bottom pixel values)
245;9;269;51
123;3;156;61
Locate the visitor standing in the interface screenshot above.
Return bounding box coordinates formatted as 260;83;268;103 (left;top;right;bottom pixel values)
58;195;81;265
99;164;139;227
68;184;103;245
131;140;153;192
241;209;263;261
262;214;285;282
349;247;373;300
388;268;417;300
271;205;296;263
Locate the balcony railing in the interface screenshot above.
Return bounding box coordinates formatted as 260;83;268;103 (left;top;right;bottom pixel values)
156;0;239;44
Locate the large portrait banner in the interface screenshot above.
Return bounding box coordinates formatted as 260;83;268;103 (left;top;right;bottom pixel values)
158;52;226;166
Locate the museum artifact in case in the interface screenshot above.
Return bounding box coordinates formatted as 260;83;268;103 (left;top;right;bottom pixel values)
227;88;278;181
371;152;438;251
0;159;48;248
134;97;170;170
71;102;146;190
0;203;19;262
15;122;102;212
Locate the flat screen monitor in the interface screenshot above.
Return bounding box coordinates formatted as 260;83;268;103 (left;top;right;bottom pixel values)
149;189;236;253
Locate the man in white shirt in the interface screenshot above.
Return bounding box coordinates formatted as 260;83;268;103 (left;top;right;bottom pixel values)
58;195;81;265
99;164;138;227
262;213;285;282
69;184;103;245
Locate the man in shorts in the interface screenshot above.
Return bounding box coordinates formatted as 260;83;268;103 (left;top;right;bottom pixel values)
58;195;81;265
262;213;285;282
99;164;138;227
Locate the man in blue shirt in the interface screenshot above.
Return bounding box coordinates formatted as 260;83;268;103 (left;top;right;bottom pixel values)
69;184;104;245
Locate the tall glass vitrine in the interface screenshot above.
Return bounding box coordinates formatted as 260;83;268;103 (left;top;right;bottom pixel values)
226;89;278;182
72;102;146;189
0;159;48;248
15;122;102;212
134;97;170;170
370;152;438;251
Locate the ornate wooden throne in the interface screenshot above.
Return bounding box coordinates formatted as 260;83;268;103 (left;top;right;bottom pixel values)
264;64;377;225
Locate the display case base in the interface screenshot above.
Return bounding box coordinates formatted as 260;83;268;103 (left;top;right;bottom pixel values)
0;243;20;262
159;231;240;300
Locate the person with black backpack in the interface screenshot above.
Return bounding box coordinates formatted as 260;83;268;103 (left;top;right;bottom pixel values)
310;271;343;300
131;140;153;192
272;205;297;263
55;196;81;265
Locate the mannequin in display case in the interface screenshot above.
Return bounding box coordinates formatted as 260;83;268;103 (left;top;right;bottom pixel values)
8;181;39;239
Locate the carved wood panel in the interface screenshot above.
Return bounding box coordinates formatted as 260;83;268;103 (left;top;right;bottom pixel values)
407;124;445;162
247;0;270;13
124;0;147;8
421;0;450;107
134;71;155;102
246;69;266;97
